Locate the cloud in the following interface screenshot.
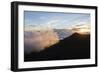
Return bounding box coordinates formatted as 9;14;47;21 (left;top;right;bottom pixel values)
24;29;59;53
71;24;90;34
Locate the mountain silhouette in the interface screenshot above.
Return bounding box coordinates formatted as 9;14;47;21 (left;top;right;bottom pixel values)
24;33;90;62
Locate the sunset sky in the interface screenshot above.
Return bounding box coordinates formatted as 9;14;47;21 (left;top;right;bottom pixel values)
24;11;90;31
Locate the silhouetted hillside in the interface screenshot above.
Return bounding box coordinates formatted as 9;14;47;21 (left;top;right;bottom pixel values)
24;33;90;62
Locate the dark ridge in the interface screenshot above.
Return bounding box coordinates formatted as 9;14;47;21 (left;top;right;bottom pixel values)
24;33;90;62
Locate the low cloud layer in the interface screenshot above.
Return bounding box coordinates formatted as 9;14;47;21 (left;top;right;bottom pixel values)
24;29;60;53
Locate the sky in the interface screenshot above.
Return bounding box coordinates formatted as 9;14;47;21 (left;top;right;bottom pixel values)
24;11;90;29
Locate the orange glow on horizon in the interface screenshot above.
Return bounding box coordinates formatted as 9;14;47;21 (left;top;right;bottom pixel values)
71;24;90;34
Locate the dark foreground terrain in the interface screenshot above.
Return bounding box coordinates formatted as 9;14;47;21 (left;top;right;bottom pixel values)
24;33;90;62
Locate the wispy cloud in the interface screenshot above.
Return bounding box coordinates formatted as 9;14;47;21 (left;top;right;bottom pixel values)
24;11;90;30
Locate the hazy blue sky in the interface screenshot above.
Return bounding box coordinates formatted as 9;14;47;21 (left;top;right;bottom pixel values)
24;11;90;29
